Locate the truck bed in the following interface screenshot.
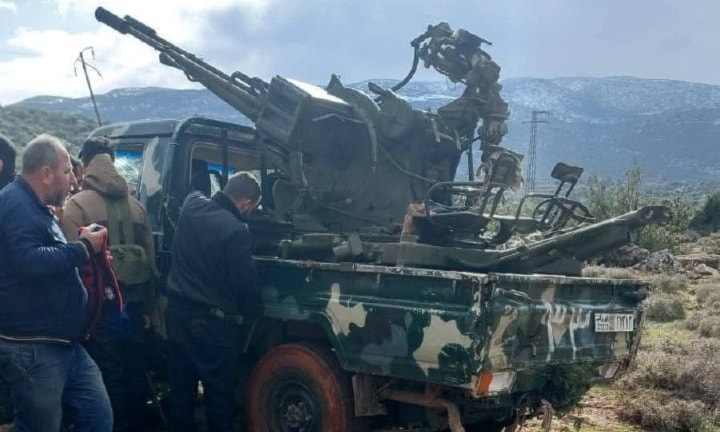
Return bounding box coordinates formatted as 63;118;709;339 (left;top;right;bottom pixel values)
255;258;646;398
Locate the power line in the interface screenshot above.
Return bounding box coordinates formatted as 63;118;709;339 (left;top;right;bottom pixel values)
522;110;549;194
74;47;103;126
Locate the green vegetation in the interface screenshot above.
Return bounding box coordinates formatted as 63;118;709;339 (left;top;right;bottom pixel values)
690;192;720;233
645;293;686;322
583;165;697;252
0;106;96;162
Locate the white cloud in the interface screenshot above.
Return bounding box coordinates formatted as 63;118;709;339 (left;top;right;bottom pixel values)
56;0;271;33
0;0;274;104
0;1;16;12
0;0;716;106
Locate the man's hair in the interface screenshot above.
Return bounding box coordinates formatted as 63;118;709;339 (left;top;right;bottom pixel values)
22;134;65;174
70;154;82;173
80;136;115;166
223;172;261;202
0;133;16;176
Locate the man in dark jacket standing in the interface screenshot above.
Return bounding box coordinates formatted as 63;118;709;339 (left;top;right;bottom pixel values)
0;134;112;432
0;134;16;190
166;172;261;432
0;133;15;426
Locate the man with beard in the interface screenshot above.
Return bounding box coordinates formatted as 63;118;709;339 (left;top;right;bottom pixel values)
0;134;112;432
0;134;16;190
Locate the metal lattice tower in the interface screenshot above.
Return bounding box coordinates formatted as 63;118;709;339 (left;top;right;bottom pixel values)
523;110;549;194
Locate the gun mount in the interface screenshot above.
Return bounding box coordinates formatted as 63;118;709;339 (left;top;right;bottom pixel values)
96;8;509;232
96;8;671;275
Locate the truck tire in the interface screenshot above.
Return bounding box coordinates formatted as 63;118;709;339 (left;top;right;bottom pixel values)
246;343;361;432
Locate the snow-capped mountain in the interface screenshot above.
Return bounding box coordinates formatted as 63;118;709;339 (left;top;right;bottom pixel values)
13;76;720;182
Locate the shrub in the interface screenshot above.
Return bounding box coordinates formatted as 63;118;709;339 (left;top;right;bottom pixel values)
618;338;720;431
651;274;688;294
686;311;720;338
621;396;712;432
698;314;720;338
645;293;686;322
585;165;642;221
690;192;720;234
640;195;697;252
695;281;720;310
582;165;695;252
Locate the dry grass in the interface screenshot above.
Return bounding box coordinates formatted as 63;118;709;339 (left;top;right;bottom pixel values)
613;270;720;432
524;252;720;431
645;292;686;322
651;274;689;294
617;337;720;432
694;278;720;308
582;266;637;279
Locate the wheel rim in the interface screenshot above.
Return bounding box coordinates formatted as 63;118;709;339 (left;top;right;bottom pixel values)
269;377;321;432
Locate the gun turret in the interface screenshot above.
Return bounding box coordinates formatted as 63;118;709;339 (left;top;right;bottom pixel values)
96;8;512;235
95;7;265;121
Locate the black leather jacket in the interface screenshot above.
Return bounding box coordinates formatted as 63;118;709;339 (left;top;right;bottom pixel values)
167;192;259;317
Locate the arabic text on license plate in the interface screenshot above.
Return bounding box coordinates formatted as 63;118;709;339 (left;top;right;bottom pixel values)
594;313;634;332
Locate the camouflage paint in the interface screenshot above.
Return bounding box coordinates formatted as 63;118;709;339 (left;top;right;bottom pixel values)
255;258;646;396
89;9;664;423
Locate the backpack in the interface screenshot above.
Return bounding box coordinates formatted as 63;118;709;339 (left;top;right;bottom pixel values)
78;229;122;340
103;196;155;286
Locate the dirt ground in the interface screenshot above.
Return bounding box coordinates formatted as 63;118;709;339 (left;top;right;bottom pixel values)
522;385;641;432
0;377;646;432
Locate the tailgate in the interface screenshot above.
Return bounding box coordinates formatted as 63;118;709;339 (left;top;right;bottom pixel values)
481;273;647;370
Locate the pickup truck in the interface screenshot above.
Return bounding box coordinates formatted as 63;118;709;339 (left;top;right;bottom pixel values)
90;116;654;432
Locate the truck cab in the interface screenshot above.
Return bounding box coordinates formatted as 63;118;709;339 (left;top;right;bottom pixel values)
91;117;289;276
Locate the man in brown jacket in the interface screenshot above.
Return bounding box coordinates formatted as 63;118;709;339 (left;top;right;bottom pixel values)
62;137;156;432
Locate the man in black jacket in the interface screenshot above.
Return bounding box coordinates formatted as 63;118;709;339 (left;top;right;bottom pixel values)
166;171;261;432
0;134;111;432
0;133;14;426
0;134;16;190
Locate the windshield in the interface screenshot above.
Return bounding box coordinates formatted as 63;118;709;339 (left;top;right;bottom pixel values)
113;136;171;230
116;149;142;187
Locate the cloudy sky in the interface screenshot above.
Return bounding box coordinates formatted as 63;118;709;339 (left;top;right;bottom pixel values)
0;0;715;105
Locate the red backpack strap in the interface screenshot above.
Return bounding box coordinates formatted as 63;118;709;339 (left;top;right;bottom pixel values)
80;256;104;340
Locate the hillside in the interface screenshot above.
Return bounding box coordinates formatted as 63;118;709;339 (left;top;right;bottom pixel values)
0;106;96;156
12;76;720;183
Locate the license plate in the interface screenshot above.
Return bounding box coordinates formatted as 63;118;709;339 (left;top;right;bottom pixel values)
594;313;634;332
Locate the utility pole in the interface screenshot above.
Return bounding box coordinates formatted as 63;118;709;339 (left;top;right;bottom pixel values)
522;110;549;194
74;47;103;126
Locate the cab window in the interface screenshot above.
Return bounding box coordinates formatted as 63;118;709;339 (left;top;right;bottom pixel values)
189;142;262;198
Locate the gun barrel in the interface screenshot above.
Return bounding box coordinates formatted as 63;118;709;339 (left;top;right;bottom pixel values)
490;205;672;273
95;7;264;121
95;7;128;33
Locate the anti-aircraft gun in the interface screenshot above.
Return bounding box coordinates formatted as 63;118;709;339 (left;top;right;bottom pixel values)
95;9;508;232
95;7;668;276
94;8;670;431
